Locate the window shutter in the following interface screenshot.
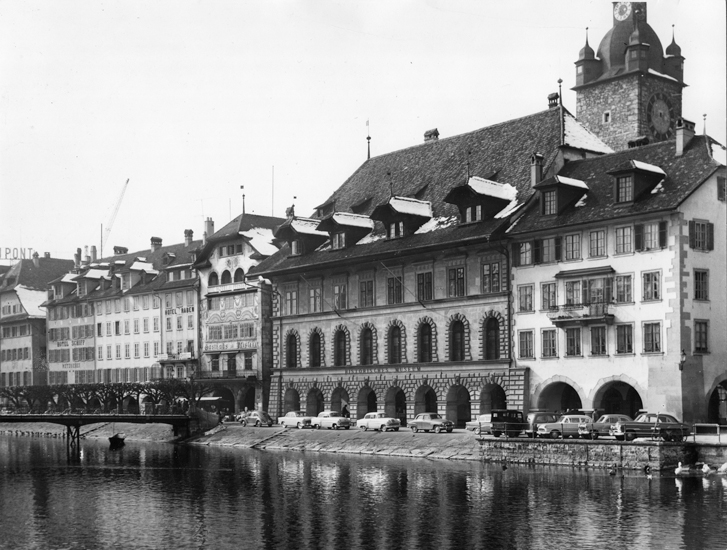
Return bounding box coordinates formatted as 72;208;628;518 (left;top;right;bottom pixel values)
707;222;714;251
718;177;726;202
582;280;588;306
533;240;542;264
511;243;520;267
605;277;613;303
658;221;667;248
634;224;644;251
555;237;562;261
688;220;695;249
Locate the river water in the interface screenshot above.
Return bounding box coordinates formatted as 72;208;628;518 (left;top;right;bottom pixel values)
0;436;725;550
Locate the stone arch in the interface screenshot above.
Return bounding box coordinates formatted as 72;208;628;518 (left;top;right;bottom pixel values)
705;372;727;404
221;270;232;284
208;272;219;286
284;328;300;369
307;326;325;368
385;385;408;426
356;385;378;418
479;383;507;414
331;324;351;366
330;386;350;416
358;322;378;365
414;384;438;415
385;319;407;364
415;316;439;363
233;268;244;282
532;375;588;412
445;383;472;429
446;313;471;361
283;387;300;414
479;310;506;360
589;374;647;417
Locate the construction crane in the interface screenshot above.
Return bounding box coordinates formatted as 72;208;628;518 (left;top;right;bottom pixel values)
100;178;129;258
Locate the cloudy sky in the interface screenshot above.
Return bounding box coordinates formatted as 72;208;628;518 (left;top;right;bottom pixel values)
1;0;724;263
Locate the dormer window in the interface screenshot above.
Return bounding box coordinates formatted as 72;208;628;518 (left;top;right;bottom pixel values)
542;191;557;215
464;205;483;223
388;222;404;239
291;240;301;255
332;232;346;249
616;175;633;203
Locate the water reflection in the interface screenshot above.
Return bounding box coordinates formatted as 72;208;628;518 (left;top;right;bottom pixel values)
0;436;726;549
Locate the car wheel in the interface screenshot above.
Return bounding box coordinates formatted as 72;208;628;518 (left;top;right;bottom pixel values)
474;427;481;435
344;426;350;430
508;431;519;438
492;431;502;438
380;425;387;432
394;428;399;431
447;428;453;433
332;424;338;430
615;435;624;441
412;426;419;433
315;423;321;429
527;432;534;439
671;434;684;443
255;420;261;427
590;432;599;440
625;431;637;442
435;426;443;434
241;419;247;427
550;430;561;439
361;425;367;431
297;422;303;430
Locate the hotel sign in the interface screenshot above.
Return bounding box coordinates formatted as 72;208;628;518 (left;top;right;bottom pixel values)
204;340;257;352
165;306;195;315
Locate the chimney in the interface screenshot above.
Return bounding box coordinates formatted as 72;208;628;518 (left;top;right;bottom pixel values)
44;252;50;259
151;237;162;252
676;117;695;157
90;246;97;262
32;252;39;268
424;128;439;142
548;93;559;109
113;246;128;255
73;248;81;269
184;229;194;246
83;245;90;266
531;153;544;187
204;217;215;238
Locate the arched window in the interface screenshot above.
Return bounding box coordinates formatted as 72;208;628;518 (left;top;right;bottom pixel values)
485;318;499;360
286;334;297;368
389;325;401;364
450;320;465;361
221;270;231;284
208;272;219;287
334;330;347;367
418;323;432;363
234;268;244;282
310;332;321;368
361;328;373;365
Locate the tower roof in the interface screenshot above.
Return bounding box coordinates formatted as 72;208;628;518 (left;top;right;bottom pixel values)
597;19;664;76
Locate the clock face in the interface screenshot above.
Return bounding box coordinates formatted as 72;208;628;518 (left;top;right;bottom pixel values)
646;92;675;141
614;2;632;21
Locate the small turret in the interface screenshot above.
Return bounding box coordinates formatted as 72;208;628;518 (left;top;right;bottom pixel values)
625;21;650;73
575;28;601;86
663;26;684;82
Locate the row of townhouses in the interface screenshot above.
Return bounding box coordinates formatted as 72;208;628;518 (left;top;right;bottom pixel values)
0;2;725;425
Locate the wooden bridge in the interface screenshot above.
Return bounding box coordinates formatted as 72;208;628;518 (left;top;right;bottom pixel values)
0;413;191;447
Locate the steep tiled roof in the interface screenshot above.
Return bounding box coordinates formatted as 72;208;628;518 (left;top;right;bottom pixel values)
508;135;723;235
0;257;75;292
208;213;286;243
254;107;609;276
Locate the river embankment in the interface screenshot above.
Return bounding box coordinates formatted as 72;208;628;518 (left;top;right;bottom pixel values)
3;421;726;472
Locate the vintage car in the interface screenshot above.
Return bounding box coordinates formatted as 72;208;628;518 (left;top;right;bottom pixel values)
578;414;632;439
356;412;401;432
465;410;526;437
278;411;314;429
525;412;559;438
609;413;691;442
465;414;492;433
237;410;274;427
537;414;594;439
313;411;351;430
409;413;454;433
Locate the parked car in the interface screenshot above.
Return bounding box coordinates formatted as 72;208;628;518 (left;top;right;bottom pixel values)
314;411;351;430
409;412;454;433
578;414;632;439
537;414;594;439
525;412;559;438
490;410;527;437
465;414;492;434
609;413;691;442
278;411;314;429
357;412;401;432
237;410;274;427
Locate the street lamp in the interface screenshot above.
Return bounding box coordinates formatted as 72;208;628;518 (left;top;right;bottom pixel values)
187;366;196;413
679;349;687;371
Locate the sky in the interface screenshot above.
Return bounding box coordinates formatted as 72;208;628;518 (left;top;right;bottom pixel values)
1;0;725;264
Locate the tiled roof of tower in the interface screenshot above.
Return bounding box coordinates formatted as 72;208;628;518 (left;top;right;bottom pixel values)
0;258;75;292
209;213;286;242
253;108;612;276
507;135;723;235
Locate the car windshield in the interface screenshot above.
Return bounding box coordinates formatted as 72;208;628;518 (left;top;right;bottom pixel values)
635;414;657;422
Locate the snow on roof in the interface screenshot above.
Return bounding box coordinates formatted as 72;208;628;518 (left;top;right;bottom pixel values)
388;196;433;218
632;160;666;175
330;212;375;229
357;232;387;245
494;200;524;219
414;215;459;234
564;114;613;154
467;177;518;201
650;181;665;194
710;141;726;166
555;175;588;189
574;195;588;207
15;285;48;318
114;260;126;265
61;273;78;283
83;269;108;279
648;68;678;82
166;262;193;269
241;226;279;256
291;218;328;237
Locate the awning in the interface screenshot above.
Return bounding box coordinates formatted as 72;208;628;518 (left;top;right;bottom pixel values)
554;266;615;279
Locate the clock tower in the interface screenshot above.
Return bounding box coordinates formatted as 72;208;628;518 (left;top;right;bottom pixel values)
573;2;685;151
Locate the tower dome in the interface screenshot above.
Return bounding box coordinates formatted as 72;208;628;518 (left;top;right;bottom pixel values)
597;20;664;74
579;34;595;60
666;28;682;57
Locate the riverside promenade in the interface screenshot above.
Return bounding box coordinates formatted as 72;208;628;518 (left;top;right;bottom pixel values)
3;420;725;472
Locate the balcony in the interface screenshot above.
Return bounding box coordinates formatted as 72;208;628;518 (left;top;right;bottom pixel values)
546;302;614;327
195;369;259;381
157;352;196;362
206;281;249;295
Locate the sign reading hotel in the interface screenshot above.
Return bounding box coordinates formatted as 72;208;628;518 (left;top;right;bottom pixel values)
204;340;257;352
165;306;195;315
